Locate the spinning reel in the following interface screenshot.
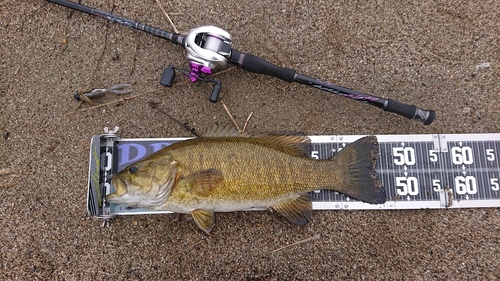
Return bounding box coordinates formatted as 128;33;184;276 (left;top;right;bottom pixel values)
160;26;233;103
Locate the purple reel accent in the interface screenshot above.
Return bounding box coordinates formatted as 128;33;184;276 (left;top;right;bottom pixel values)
189;62;213;82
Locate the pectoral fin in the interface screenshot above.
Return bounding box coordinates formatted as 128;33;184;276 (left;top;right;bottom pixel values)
192;209;215;233
269;194;312;226
182;168;224;196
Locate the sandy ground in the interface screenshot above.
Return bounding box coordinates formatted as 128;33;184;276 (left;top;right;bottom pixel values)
1;0;499;280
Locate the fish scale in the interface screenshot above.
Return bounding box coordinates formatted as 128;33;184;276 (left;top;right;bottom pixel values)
167;138;335;195
105;127;383;233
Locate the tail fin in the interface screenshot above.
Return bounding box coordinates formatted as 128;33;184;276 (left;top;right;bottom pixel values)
333;136;386;204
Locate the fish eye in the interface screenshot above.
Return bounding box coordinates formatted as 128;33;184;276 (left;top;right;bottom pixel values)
129;165;139;173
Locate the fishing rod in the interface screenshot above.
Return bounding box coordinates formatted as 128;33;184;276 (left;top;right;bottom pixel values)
47;0;436;125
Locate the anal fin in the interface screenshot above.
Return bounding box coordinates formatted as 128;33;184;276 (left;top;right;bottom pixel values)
269;194;312;226
191;209;215;233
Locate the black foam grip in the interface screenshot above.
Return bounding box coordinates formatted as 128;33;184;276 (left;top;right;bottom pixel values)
384;99;435;125
229;50;296;82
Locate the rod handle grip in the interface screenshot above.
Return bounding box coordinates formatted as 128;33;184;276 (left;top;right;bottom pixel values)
384;99;436;125
228;50;296;82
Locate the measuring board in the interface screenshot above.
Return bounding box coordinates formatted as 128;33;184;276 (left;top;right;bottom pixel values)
87;130;500;219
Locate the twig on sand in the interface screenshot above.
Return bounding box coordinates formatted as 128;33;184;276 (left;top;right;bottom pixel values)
210;66;237;77
66;88;165;115
187;13;199;27
0;168;16;175
242;112;254;133
155;0;179;33
148;102;201;137
0;182;16;189
221;101;240;131
0;169;17;194
129;43;139;76
266;234;320;254
290;0;298;24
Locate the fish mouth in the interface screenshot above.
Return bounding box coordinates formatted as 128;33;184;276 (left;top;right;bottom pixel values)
106;175;128;202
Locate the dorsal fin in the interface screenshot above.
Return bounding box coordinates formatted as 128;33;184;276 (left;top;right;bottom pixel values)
202;124;251;137
252;133;310;146
202;125;311;157
252;132;311;157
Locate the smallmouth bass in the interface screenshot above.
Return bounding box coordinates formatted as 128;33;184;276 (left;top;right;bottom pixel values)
106;126;386;233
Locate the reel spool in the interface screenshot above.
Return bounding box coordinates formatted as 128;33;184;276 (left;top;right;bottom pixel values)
184;26;232;79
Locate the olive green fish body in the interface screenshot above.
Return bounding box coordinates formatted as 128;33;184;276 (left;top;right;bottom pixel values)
160;137;342;212
107;126;385;233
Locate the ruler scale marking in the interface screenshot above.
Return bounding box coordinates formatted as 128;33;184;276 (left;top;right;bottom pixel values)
86;134;500;216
